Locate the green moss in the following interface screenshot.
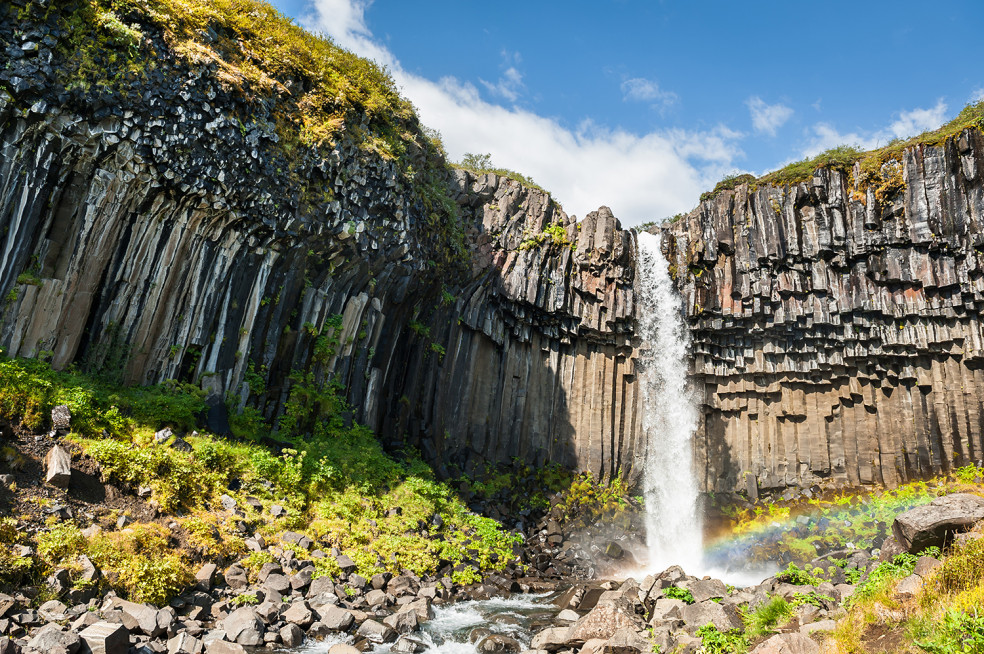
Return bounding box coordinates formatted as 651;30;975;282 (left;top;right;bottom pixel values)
455;152;547;193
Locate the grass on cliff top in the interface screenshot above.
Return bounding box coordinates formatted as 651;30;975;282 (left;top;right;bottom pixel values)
55;0;414;155
454;152;550;195
0;353;522;601
701;100;984;202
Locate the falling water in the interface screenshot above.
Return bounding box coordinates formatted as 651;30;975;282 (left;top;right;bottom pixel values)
635;230;703;574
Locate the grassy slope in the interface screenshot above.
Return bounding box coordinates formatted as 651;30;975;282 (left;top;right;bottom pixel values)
0;355;522;603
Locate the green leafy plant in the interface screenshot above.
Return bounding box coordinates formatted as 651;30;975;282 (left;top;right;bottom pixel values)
696;624;749;654
664;586;695;604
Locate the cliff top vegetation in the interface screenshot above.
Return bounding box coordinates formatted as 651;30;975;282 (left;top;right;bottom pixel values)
700;100;984;203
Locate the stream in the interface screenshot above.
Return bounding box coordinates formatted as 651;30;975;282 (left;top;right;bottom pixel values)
299;593;557;654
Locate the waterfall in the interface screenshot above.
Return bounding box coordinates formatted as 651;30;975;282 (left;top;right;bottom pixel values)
635;230;703;574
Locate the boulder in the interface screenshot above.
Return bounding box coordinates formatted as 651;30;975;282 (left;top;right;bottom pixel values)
476;635;521;653
51;406;71;431
530;627;571;652
895;574;924;598
382;609;417;635
391;636;425;654
0;637;19;654
166;633;201;654
569;604;643;643
279;624;304;648
750;633;820;654
204;642;246;654
26;624;80;654
282;601;314;627
44;446;72;488
315;605;353;631
355;619;396;643
220;607;262;646
328;645;361;654
688;578;727;603
602;627;650;654
914;556;942;577
110;600;161;637
892;494;984;552
679;602;742;634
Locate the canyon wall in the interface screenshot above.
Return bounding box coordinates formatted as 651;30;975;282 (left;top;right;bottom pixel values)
666;129;984;494
5;1;984;495
0;2;643;484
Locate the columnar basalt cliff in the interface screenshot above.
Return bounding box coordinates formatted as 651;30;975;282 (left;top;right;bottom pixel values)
665;129;984;494
5;1;984;497
0;1;643;484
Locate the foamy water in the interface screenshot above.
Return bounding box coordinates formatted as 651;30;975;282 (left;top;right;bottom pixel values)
635;231;704;574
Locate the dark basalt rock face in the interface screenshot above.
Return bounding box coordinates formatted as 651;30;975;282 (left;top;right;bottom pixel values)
4;2;984;495
665;129;984;493
0;2;643;485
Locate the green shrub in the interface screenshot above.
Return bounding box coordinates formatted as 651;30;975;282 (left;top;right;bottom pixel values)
775;562;825;586
743;595;793;638
915;609;984;654
664;586;695;604
696;624;749;654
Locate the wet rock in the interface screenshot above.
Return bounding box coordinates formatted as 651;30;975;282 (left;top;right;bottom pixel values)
315;605;354;631
390;636;425;654
204;642;245;654
355;620;396;644
381;610;417;635
476;635;521;653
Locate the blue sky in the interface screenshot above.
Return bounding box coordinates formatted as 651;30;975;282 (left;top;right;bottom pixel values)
269;0;983;225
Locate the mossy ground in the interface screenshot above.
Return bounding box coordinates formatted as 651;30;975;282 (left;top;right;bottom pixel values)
0;353;528;602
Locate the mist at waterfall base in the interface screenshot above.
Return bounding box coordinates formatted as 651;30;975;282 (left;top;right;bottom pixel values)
633;232;776;586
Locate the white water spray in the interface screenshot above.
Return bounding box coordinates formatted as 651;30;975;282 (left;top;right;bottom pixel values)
635;231;703;574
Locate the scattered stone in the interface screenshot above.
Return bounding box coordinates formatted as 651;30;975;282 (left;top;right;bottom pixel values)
51;406;71;431
44;445;72;488
279;624;303;648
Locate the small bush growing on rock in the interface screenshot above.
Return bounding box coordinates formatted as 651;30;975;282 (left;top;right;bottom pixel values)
775;562;825;586
743;595;793;639
663;586;695;604
696;624;749;654
0;518;33;588
87;523;193;605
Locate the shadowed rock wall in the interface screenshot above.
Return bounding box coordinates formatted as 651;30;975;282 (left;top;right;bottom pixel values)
666;128;984;493
0;7;643;483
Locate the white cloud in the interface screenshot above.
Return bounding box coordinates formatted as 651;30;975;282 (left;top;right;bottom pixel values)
887;99;948;139
479;52;525;102
973;88;984;103
621;78;677;110
802;99;949;158
302;0;741;225
746;96;794;136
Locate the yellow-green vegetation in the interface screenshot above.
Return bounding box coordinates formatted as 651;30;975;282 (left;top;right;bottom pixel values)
701;101;984;203
823;541;981;654
696;624;749;654
553;473;636;529
518;222;574;251
455;152;546;193
0;518;33;589
0;354;523;602
743;596;794;640
36;521;193;605
709;468;984;568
